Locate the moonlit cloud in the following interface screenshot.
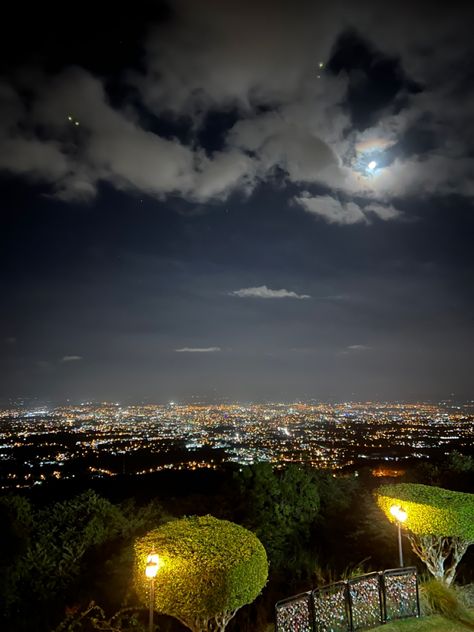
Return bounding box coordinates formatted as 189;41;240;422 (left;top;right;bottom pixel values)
365;203;401;220
0;69;258;204
192;149;257;201
0;0;473;216
295;194;367;225
355;137;398;153
175;347;221;353
295;193;401;225
230;285;310;299
61;355;83;362
338;344;373;356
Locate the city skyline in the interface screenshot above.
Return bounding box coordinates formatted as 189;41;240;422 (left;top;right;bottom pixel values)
1;399;472;490
1;1;473;401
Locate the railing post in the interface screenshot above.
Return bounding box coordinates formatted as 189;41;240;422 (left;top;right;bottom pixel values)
414;568;421;617
379;571;386;624
309;588;317;632
345;581;353;632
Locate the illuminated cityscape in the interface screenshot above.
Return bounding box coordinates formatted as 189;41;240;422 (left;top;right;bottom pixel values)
1;401;472;490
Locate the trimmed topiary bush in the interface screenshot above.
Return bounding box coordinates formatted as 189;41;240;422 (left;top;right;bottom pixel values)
376;484;474;585
134;515;268;632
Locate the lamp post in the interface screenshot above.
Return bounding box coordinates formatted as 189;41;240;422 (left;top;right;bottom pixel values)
145;553;160;632
390;505;408;567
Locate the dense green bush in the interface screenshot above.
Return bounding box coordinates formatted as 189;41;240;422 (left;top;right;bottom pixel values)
376;483;474;539
134;515;268;632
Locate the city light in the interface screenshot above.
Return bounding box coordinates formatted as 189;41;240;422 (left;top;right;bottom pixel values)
0;401;472;489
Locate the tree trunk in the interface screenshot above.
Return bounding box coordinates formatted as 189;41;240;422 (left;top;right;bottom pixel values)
407;534;471;585
184;608;237;632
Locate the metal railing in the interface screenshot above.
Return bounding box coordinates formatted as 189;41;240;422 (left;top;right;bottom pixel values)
275;567;420;632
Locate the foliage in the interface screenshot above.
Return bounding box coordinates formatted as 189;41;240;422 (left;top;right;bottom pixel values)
376;483;474;540
0;495;35;618
25;490;129;600
311;473;375;573
346;488;404;571
53;603;147;632
373;614;474;631
455;584;474;609
446;452;474;474
233;463;320;571
0;491;169;632
0;495;34;564
313;558;371;587
315;470;360;517
420;580;468;618
408;452;474;493
376;484;474;585
134;515;268;632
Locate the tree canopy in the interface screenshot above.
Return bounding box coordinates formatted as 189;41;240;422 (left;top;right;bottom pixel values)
376;483;474;539
134;515;268;632
0;491;169;632
376;483;474;584
233;463;320;570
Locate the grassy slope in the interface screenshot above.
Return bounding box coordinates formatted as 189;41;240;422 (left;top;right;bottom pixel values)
374;615;473;631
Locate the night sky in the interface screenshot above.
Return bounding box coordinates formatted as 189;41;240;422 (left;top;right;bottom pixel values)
1;0;473;403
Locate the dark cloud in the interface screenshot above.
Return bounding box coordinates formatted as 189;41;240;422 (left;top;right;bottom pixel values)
136;0;337;114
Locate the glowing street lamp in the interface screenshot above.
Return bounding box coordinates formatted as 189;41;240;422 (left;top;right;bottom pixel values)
146;553;160;632
390;505;408;567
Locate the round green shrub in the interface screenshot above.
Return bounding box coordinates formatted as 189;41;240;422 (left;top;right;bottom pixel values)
134;515;268;629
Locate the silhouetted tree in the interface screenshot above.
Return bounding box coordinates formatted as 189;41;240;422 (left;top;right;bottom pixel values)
233;463;320;572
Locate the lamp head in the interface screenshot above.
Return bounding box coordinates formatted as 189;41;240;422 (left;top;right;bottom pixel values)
390;505;408;523
145;553;160;579
397;507;408;522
